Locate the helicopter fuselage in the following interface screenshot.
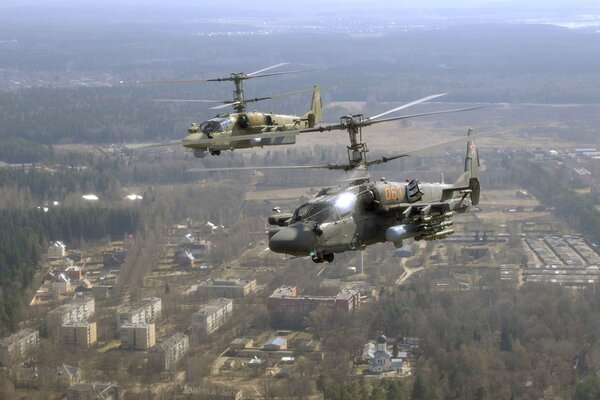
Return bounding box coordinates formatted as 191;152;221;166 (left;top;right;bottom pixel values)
182;112;308;156
268;178;472;263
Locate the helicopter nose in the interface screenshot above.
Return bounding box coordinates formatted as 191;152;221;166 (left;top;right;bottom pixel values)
268;224;318;256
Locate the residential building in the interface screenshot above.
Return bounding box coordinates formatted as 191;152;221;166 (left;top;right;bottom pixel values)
103;248;127;268
47;296;95;340
116;297;161;327
14;364;80;389
267;286;361;315
175;250;195;268
192;298;233;338
197;278;256;298
51;273;71;296
0;328;39;366
229;337;253;351
120;323;155;350
66;383;123;400
180;385;242;400
149;333;189;372
263;337;287;351
61;321;97;349
48;241;66;259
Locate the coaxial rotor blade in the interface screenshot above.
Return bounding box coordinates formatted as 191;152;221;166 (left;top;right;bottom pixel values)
152;99;225;103
367;93;447;121
186;165;332;173
358;105;490;127
365;124;536;167
154;87;316;109
247;62;289;76
242;69;313;79
299;105;487;134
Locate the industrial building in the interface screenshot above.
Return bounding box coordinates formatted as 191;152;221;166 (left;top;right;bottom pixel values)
267;286;361;314
192;298;233;337
116;297;161;327
0;328;39;366
149;333;189;372
197;278;256;298
60;321;97;349
120;323;156;350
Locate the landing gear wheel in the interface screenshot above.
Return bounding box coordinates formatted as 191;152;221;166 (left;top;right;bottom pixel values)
311;255;324;263
210;150;221;156
324;253;334;263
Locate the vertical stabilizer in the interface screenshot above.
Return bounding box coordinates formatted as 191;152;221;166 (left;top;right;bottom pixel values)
453;128;481;205
302;85;322;127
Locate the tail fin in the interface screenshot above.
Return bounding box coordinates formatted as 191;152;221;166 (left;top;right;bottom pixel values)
453;128;480;205
302;85;322;128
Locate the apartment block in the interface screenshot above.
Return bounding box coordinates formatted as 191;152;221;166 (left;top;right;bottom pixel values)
149;333;189;372
197;278;256;298
116;297;161;327
192;298;233;337
60;321;97;349
120;323;155;350
0;329;39;366
267;286;361;314
47;296;95;336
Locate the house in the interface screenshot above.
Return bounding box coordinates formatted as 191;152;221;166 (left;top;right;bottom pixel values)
103;248;127;268
48;241;66;259
263;337;287;351
51;273;71;296
174;250;195;268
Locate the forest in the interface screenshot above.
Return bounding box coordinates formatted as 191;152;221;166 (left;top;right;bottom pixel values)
301;280;600;400
0;208;140;334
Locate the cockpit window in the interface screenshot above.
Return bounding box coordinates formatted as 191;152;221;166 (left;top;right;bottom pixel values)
199;118;232;135
333;191;356;217
294;191;357;223
294;203;336;223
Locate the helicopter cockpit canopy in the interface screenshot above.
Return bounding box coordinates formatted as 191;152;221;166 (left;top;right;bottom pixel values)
198;118;233;136
293;190;357;223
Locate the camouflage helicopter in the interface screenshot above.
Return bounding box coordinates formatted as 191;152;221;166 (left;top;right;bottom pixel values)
188;94;500;263
148;63;322;157
263;95;532;263
266;123;484;263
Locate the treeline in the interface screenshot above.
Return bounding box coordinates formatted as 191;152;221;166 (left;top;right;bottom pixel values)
0;207;140;334
370;282;600;399
304;277;600;398
317;377;408;400
509;158;600;243
2;25;600;146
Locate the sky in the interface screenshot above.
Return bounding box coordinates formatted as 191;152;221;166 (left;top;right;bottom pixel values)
2;0;600;9
1;0;599;25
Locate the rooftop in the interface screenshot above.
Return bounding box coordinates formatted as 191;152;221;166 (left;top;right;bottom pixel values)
0;328;38;346
150;333;188;352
